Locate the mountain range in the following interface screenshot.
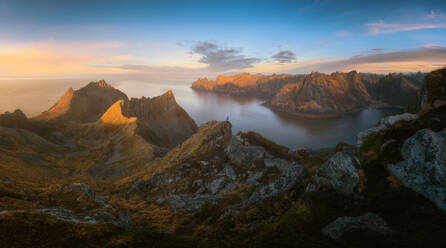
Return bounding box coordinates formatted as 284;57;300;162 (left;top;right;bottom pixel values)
192;71;424;117
0;69;445;247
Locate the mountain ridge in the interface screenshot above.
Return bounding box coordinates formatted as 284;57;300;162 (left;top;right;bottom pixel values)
192;71;424;117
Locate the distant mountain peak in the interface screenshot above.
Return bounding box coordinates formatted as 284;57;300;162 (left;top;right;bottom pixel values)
86;80;114;89
34;80;128;122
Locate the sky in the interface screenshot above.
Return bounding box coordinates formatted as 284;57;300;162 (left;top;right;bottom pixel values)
1;0;446;82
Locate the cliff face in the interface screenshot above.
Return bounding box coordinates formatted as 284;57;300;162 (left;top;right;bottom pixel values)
192;73;305;98
34;80;129;123
192;71;423;116
267;71;375;115
1;69;446;247
98;91;198;148
0;109;27;128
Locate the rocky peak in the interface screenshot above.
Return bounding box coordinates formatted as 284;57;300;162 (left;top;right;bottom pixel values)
85;80;114;89
34;80;128;123
98;90;197;148
0;109;28;128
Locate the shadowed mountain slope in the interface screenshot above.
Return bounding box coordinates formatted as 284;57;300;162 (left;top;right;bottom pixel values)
34;80;129;123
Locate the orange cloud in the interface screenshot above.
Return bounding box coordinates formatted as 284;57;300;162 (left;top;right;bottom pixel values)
0;41;136;78
342;61;446;74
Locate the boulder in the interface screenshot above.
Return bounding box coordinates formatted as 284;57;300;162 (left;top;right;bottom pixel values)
207;177;228;194
388;128;446;211
321;213;392;240
225;136;265;167
246;164;303;204
216;164;238;180
157;194;222;211
264;158;296;172
313;150;360;196
357;113;418;146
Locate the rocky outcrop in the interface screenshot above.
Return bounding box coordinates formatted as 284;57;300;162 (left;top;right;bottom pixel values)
98;91;198;148
192;71;423;117
420;68;446;110
267;71;374;116
388;128;446;211
123;91;198;148
357;113;419;146
246;162;304;204
0;109;27;128
312;148;360;195
192;73;305;98
321;213;392;240
35;80;128;123
225;136;265;168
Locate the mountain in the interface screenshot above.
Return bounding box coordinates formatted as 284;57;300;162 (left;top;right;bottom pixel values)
192;73;305;98
192;71;424;117
0;109;27;128
266;71;375;116
1;70;446;247
34;80;128;123
99;91;198;148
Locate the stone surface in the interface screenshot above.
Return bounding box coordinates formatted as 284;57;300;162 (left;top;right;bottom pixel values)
388;128;446;211
321;213;392;240
158;194;222;211
313;150;360;195
357;113;419;146
225;136;265;167
246;163;303;204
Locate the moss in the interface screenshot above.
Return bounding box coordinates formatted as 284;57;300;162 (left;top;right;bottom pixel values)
0;211;200;248
359;132;384;161
424;68;446;104
302;156;324;174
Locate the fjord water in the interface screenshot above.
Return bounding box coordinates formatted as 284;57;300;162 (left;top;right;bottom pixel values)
0;79;399;149
117;81;400;149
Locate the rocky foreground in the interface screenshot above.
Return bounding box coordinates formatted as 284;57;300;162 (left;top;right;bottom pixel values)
192;71;424;117
0;69;445;247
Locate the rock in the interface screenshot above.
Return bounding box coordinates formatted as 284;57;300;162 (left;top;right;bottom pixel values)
126;175;165;197
288;146;311;157
379;113;419;126
207;177;227;194
220;183;238;193
246;164;304;204
388;128;446;211
357;113;419;146
434;99;446;108
0;109;27;128
159;194;222;211
35;80;129;123
321;213;392;240
66;183;95;199
118;211;133;229
264;158;296;172
216;164;238;180
246;172;264;187
313;150;360;195
225;136;265;167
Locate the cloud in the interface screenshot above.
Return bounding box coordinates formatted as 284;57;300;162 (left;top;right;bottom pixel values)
0;40;137;78
190;42;260;71
425;10;446;21
366;21;446;34
272;50;296;63
288;46;446;73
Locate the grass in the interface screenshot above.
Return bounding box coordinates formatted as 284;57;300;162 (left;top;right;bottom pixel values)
359;132;384;161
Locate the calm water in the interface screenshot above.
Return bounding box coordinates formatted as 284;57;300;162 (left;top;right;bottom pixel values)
116;81;400;149
0;79;401;149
